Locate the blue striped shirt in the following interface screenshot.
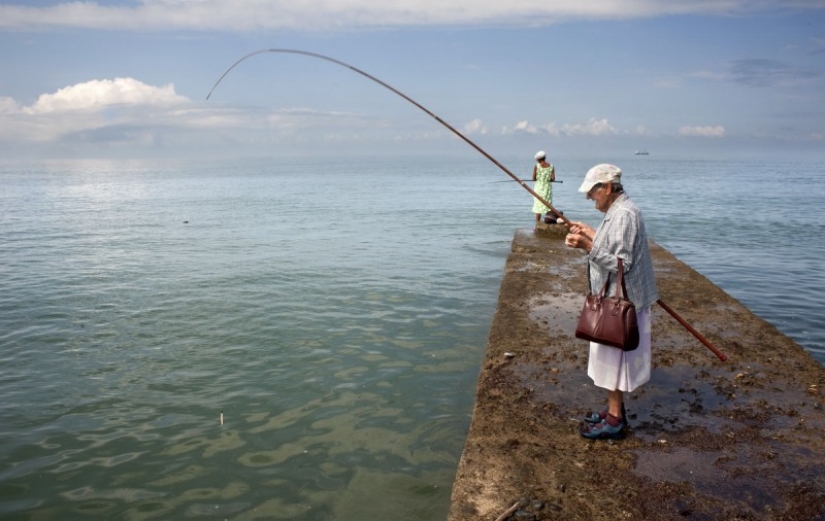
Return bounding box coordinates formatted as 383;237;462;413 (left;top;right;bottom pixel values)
587;193;659;309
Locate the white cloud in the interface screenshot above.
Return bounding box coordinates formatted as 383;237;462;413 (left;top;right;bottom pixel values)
561;117;618;136
730;59;820;87
0;96;21;114
0;77;408;154
503;117;619;136
1;0;823;31
24;78;187;114
0;78;191;144
464;118;489;135
512;120;539;134
678;125;726;137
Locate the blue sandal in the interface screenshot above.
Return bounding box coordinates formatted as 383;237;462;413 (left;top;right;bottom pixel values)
583;403;627;425
580;415;626;440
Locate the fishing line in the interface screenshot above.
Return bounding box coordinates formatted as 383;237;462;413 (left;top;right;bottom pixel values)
206;48;726;362
206;48;570;225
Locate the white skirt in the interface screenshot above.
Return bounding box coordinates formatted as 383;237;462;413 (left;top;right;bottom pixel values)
587;306;652;393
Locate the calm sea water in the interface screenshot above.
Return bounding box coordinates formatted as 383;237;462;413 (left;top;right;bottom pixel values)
1;155;823;520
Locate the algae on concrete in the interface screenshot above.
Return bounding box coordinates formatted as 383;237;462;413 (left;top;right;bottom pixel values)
448;227;825;521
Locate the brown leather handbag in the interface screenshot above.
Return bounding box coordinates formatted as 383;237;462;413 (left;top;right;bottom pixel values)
575;258;639;351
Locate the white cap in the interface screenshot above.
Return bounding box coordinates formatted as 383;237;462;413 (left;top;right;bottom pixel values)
534;150;546;161
578;164;622;193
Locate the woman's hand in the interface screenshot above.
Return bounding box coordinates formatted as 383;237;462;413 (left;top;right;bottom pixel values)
565;232;592;252
565;221;595;252
567;221;595;240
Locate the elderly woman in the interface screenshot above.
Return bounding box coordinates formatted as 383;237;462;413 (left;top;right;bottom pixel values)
564;164;658;440
531;150;556;224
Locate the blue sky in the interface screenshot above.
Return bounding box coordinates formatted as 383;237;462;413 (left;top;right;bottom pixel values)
1;1;824;161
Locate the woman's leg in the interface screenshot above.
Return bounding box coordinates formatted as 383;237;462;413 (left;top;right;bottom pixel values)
608;389;623;419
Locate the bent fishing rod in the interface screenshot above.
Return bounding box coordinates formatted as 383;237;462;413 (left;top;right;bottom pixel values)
206;49;568;225
206;48;726;362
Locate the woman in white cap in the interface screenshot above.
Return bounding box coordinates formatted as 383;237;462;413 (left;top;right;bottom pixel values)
531;151;556;225
564;164;658;440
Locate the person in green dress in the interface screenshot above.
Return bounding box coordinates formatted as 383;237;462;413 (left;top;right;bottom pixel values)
531;150;556;224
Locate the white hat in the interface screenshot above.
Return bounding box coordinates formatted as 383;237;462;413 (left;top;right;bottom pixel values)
534;150;546;160
578;164;622;193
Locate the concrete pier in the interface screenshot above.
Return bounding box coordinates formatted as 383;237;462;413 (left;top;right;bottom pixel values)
448;225;825;520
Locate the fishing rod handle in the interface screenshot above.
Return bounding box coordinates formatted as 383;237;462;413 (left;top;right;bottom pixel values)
657;299;727;361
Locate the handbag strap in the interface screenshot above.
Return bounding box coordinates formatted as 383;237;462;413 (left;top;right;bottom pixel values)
586;261;603;296
616;258;629;300
588;257;630;299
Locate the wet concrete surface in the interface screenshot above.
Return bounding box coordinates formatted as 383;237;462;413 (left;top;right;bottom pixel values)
448;224;825;521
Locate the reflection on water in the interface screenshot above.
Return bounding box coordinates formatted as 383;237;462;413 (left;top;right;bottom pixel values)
0;159;515;520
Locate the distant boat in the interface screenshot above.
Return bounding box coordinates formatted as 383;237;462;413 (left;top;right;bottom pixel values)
635;150;650;155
